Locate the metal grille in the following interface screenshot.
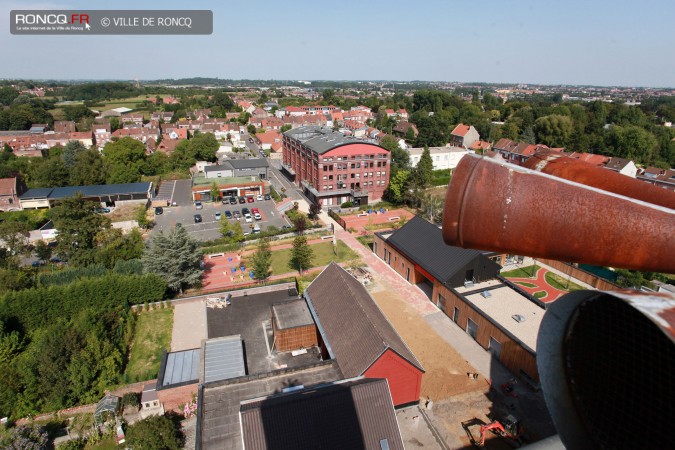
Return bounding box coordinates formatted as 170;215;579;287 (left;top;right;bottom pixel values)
565;294;675;450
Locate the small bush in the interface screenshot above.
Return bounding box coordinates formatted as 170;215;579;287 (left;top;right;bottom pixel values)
340;201;354;208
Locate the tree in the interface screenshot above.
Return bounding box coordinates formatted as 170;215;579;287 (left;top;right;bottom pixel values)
230;221;245;243
70;148;108;185
61;140;87;169
103;137;147;183
411;145;433;189
220;216;232;238
142;225;201;294
34;240;52;264
308;202;321;220
210;182;220;202
250;237;272;283
534;114;573;147
281;124;292;133
50;193;110;265
291;214;308;235
289;235;313;275
0;423;49;450
0;220;31;258
125;415;182;450
384;169;410;204
29;156;70;187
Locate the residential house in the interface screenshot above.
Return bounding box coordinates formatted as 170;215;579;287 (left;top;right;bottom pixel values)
605;157;638;177
254;131;282;151
450;123;480;149
53;121;76;133
393;121;418;139
150;111;174;122
0;177;26;211
121;113;144;125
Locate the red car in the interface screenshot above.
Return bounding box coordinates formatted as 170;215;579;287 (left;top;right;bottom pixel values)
247;196;254;203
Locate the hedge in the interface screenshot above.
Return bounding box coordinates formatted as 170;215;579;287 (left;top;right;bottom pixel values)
0;273;167;331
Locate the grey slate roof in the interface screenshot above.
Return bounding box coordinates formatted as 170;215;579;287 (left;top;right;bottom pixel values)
159;349;200;387
383;215;487;285
305;263;423;378
284;126;382;155
227;158;269;170
20;182;151;200
202;336;246;383
199;361;342;450
272;300;314;330
240;378;404;450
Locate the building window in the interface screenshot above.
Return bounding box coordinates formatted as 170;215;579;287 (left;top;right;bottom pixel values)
351;163;356;169
453;307;459;323
489;337;502;359
351;173;355;179
328;185;333;190
323;176;327;180
466;318;478;340
369;172;373;177
329;175;333;180
364;172;368;178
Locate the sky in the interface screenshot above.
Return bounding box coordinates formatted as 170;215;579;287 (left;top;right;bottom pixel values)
0;0;674;87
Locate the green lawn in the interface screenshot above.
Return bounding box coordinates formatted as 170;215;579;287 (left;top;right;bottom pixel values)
545;272;585;292
501;265;540;279
534;291;547;299
514;281;537;288
125;308;173;382
89;439;118;450
250;240;358;276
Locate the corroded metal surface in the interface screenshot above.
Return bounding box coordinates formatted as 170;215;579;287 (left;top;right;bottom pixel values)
443;154;675;273
523;149;675;210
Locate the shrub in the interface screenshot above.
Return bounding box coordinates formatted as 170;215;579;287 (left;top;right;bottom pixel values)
341;201;353;208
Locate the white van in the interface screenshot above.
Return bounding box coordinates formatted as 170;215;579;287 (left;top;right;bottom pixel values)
252;223;261;234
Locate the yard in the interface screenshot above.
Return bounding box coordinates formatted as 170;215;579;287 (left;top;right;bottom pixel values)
545;271;585;291
501;265;541;279
246;240;358;276
125;307;173;382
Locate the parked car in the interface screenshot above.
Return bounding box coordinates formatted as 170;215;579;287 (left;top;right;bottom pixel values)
194;214;202;223
96;207;111;214
224;210;233;219
244;213;253;223
251;208;262;220
264;194;271;201
242;207;250;215
252;223;261;233
233;211;242;219
215;212;221;220
229;197;237;205
154;207;164;215
238;196;246;204
195;201;203;210
256;194;263;201
247;196;254;203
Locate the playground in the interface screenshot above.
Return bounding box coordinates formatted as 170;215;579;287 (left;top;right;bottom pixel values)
502;265;584;303
339;208;414;232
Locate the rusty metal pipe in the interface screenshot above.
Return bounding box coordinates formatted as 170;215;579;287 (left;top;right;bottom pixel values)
523;149;675;210
443;154;675;273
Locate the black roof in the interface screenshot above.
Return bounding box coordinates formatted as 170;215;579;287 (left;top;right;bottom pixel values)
382;215;491;285
240;378;404;450
20;182;151;200
227;158;269;170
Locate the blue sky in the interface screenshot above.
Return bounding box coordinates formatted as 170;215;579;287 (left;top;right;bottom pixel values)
1;0;674;87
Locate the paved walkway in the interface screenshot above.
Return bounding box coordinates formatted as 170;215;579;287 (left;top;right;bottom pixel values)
171;300;207;351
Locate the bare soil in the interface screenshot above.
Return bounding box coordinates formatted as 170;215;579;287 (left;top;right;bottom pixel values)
370;283;489;401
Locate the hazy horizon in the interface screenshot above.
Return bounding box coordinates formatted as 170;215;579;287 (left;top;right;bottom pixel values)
2;0;674;88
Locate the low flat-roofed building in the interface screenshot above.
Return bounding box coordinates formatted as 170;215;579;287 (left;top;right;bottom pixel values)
201;335;246;384
407;146;469;171
19;182;152;209
191;174;264;201
240;377;404;450
435;280;543;384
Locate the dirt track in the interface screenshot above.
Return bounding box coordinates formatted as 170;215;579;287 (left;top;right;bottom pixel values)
369;282;488;401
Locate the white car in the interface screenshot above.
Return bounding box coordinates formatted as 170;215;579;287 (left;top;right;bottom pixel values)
195;201;203;210
215;212;221;220
244;213;253;223
256;194;263;201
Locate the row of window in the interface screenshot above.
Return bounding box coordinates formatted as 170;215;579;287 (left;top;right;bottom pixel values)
323;161;388;171
322;171;385;180
321;180;385;191
322;154;388;162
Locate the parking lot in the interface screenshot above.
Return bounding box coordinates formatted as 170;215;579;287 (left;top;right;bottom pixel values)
152;196;290;241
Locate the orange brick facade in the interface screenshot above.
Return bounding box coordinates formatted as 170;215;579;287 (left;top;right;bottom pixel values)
373;234;425;284
273;323;319;352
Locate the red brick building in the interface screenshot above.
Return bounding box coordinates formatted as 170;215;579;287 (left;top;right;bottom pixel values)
282;126;390;206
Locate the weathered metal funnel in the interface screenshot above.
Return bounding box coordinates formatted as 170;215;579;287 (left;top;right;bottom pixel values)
442;154;675;273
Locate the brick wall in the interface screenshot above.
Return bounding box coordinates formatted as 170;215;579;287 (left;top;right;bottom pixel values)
157;383;198;412
274;324;319;352
373;235;423;285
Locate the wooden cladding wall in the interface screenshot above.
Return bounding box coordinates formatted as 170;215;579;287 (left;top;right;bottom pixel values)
273;323;319;353
433;283;539;382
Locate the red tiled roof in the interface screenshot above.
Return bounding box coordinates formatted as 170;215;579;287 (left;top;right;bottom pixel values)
451;123;471;137
0;177;17;195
